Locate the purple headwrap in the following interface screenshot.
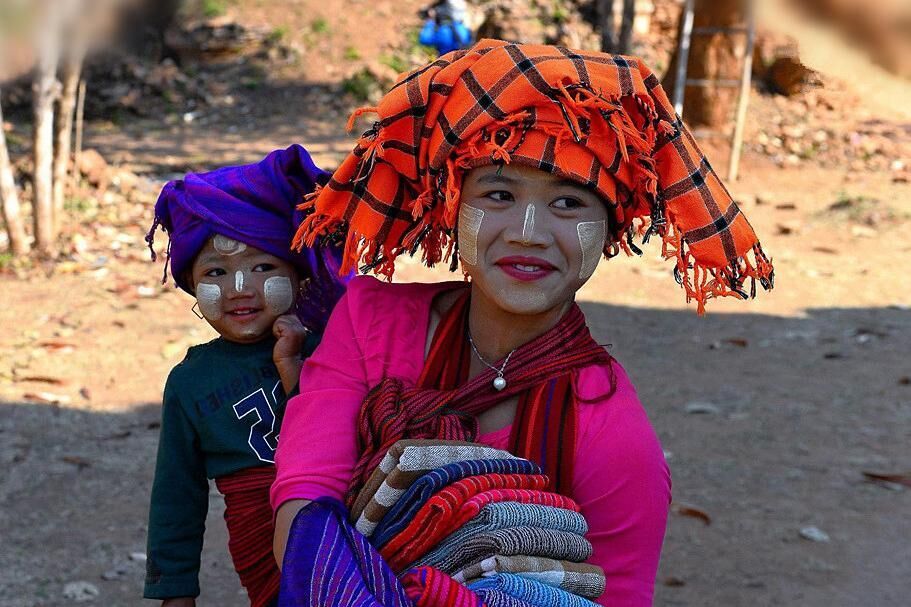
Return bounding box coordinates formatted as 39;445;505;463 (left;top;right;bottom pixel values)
145;144;350;333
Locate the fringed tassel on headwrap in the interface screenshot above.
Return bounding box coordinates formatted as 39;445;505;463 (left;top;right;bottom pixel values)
144;215;173;285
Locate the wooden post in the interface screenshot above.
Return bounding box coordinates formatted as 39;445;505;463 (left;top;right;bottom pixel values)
673;0;695;116
0;93;30;256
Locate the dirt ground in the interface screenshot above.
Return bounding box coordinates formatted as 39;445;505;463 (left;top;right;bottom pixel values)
1;1;909;606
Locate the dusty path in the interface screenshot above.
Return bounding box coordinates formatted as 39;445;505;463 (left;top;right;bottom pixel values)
2;2;910;605
1;159;908;606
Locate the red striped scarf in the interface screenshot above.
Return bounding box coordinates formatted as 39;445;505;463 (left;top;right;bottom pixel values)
214;466;280;607
382;482;578;571
347;287;613;507
401;566;485;607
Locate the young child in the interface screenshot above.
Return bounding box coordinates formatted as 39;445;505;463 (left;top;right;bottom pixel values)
142;145;348;607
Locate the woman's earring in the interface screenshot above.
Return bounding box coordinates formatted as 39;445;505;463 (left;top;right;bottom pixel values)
191;302;204;319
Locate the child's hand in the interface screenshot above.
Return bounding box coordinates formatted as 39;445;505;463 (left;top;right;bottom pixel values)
272;314;308;363
272;314;309;394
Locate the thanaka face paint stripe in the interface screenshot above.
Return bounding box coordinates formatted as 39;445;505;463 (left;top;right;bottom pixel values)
196;283;223;320
458;205;485;265
212;234;246;255
263;276;294;316
577;220;606;280
521;203;536;244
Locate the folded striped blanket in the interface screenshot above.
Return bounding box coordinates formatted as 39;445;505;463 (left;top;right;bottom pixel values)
381;485;576;571
352;440;518;532
454;555;605;599
412;503;587;570
469;573;601;607
472;590;537;607
416;527;592;575
371;458;542;546
400;566;484;607
277;497;410;607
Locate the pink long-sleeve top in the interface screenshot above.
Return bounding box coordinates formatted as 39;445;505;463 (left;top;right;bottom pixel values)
272;276;671;606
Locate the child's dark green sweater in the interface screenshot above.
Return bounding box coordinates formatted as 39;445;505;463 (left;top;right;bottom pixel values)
144;335;316;599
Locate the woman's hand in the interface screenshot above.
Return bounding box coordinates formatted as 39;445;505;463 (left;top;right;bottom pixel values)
272;314;308;394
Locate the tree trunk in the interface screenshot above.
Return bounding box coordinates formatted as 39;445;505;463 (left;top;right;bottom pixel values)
662;0;746;127
32;23;61;258
0;94;29;256
52;48;85;233
599;0;617;53
73;79;86;191
618;0;635;54
600;0;638;54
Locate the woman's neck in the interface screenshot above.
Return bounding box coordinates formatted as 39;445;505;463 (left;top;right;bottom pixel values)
466;284;572;363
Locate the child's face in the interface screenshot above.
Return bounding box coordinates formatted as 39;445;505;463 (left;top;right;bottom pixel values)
190;236;300;344
457;163;608;316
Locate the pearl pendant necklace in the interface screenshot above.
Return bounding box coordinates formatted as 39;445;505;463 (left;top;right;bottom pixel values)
467;329;516;391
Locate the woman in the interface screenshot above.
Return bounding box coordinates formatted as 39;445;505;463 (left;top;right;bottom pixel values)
271;40;773;606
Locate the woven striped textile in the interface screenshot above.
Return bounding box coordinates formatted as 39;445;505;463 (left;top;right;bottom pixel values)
277;497;410;607
371;459;542;547
381;486;579;572
214;466;280;607
294;39;774;313
352;440;519;535
454;555;605;599
469;573;601;607
378;473;549;565
473;590;536;607
415;526;592;575
400;566;485;607
412;503;587;570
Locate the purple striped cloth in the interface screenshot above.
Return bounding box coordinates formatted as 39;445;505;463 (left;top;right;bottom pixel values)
372;458;541;548
278;497;411;607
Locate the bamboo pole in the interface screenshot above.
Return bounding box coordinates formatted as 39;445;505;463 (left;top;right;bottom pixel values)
727;6;755;182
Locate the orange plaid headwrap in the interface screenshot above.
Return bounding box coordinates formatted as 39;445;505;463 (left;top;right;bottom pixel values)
294;39;773;312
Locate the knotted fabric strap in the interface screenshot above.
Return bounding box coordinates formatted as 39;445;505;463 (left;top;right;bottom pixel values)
347;287;614;507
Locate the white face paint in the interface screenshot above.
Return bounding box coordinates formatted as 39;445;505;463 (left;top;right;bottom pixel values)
458;204;485;265
212;234;247;256
234;270;244;293
196;283;223;320
263;276;294;316
577;220;607;280
521;203;536;244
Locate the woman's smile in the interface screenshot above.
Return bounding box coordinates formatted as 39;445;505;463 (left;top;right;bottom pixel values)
495;255;557;281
